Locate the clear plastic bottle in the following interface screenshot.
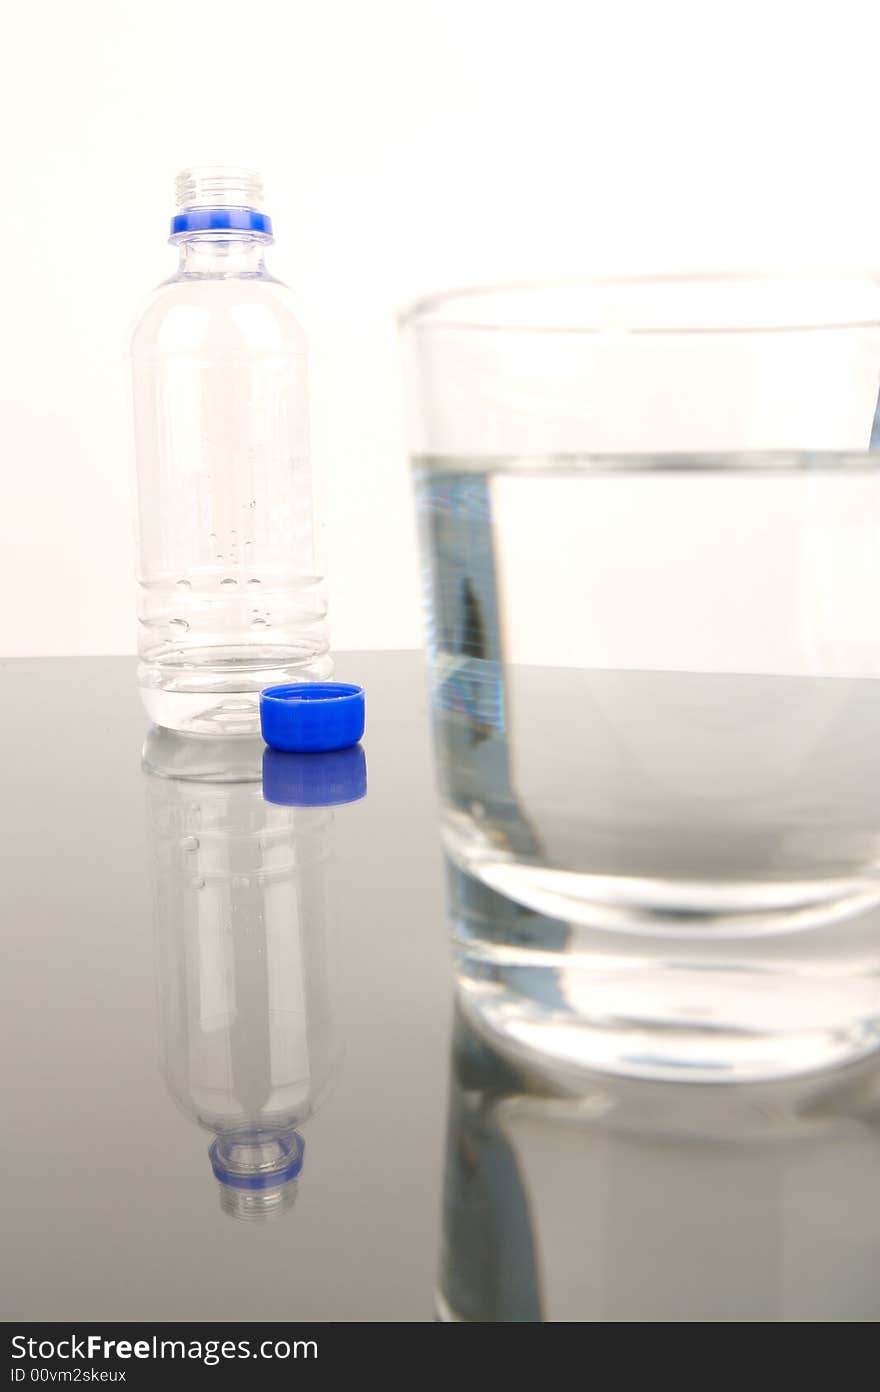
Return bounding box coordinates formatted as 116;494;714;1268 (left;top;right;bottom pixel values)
131;166;331;734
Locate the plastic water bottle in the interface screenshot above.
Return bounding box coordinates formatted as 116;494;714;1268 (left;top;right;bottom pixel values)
131;166;331;734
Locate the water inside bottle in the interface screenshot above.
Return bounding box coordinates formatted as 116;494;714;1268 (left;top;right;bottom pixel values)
138;570;331;733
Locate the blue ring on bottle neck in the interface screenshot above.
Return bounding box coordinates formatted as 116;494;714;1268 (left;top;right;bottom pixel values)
209;1132;304;1190
170;208;273;238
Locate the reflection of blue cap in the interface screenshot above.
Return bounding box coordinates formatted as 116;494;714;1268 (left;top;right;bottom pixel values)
209;1130;304;1189
260;682;365;752
263;745;368;807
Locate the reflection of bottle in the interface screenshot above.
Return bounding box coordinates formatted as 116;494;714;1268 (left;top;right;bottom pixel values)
144;730;364;1219
439;1005;880;1321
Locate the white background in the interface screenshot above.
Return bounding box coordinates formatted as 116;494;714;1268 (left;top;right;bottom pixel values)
2;0;880;657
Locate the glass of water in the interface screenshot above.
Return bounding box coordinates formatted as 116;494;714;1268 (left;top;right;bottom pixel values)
401;275;880;1082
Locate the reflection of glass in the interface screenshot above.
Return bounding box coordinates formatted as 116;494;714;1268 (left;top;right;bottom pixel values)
439;1002;880;1322
144;729;363;1219
402;277;880;1081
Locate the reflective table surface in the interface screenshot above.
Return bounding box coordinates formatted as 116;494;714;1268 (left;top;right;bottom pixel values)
3;652;880;1322
0;653;448;1322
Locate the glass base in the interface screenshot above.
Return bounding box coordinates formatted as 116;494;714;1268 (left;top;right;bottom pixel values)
445;813;880;940
455;968;880;1084
448;856;880;1083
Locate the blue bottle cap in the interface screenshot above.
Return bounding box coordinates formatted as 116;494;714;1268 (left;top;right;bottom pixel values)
260;682;365;753
262;745;367;807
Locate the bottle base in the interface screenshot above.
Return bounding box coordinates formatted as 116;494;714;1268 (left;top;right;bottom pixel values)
139;645;333;734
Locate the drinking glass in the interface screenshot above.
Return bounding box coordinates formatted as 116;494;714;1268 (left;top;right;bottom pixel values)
400;275;880;1081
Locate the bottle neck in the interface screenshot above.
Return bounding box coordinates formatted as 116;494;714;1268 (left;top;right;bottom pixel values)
176;234;269;278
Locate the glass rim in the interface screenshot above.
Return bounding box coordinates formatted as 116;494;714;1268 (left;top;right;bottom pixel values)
397;271;880;336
